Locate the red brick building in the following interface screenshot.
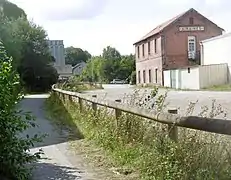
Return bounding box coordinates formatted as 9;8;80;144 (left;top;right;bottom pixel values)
134;8;224;85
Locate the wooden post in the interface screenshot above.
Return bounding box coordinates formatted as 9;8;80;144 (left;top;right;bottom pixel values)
68;95;72;102
168;108;178;142
92;102;97;115
91;95;97;115
78;97;83;112
115;99;122;119
62;93;65;102
115;99;122;133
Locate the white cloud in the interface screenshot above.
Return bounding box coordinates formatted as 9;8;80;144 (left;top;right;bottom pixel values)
8;0;231;55
10;0;108;21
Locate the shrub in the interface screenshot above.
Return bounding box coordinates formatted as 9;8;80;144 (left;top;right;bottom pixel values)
0;43;43;179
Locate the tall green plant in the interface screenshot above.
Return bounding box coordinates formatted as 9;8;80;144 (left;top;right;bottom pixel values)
0;43;43;179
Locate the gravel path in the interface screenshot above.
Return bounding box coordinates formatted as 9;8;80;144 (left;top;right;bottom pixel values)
20;94;99;180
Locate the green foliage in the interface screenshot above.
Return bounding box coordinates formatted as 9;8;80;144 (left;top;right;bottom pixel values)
47;88;231;180
0;43;43;179
65;46;91;66
130;71;136;85
0;0;27;19
80;46;135;82
102;46;121;61
0;13;58;92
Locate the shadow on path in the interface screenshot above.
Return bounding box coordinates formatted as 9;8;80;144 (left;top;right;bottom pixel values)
20;94;83;149
32;162;82;180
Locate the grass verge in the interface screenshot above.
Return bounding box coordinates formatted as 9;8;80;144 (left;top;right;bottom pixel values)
203;84;231;91
46;92;231;180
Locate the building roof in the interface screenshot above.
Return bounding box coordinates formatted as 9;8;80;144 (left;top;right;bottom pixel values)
72;61;86;70
200;32;231;44
134;8;224;45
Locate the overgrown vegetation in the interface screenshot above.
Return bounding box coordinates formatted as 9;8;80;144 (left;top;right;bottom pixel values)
46;86;231;180
0;44;43;179
80;46;135;83
56;76;103;92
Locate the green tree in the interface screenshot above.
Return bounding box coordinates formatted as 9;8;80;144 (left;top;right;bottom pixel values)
0;0;27;19
65;46;91;66
80;56;106;82
0;43;43;179
102;46;121;61
80;47;136;83
117;54;135;80
0;15;58;92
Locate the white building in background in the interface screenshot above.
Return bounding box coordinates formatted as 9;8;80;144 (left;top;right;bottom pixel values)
200;32;231;66
200;32;231;82
47;40;72;78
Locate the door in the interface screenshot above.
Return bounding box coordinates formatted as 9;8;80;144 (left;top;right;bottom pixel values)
188;36;196;59
170;70;176;88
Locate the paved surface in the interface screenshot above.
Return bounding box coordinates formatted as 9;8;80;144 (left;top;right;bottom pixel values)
20;94;98;180
85;84;231;118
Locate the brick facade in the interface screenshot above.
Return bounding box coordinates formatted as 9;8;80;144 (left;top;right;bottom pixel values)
134;8;224;85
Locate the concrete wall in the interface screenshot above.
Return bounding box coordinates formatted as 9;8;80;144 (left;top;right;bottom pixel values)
164;67;200;90
199;63;228;88
180;67;200;89
164;64;228;90
201;33;231;66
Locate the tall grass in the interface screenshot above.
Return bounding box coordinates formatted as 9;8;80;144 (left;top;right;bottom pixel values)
46;89;231;180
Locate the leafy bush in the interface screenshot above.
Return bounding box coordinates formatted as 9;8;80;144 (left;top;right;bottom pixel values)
130;71;136;85
47;87;231;180
0;44;42;179
57;76;103;92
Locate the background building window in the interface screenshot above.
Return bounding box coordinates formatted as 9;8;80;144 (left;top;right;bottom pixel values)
148;41;151;55
154;39;157;53
138;71;141;83
143;70;146;83
137;46;140;58
142;44;145;57
149;69;152;83
155;68;158;83
188;36;196;59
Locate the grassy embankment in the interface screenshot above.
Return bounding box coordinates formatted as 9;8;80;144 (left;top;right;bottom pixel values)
45;86;231;180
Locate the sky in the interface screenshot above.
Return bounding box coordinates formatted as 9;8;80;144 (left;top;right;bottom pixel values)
9;0;231;56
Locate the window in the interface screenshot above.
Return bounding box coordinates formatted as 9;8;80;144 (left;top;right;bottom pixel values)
143;70;146;83
148;41;151;55
138;71;141;83
155;69;158;83
188;68;190;73
149;69;152;83
142;44;145;57
154;39;157;53
137;46;140;58
189;17;194;25
188;36;196;59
